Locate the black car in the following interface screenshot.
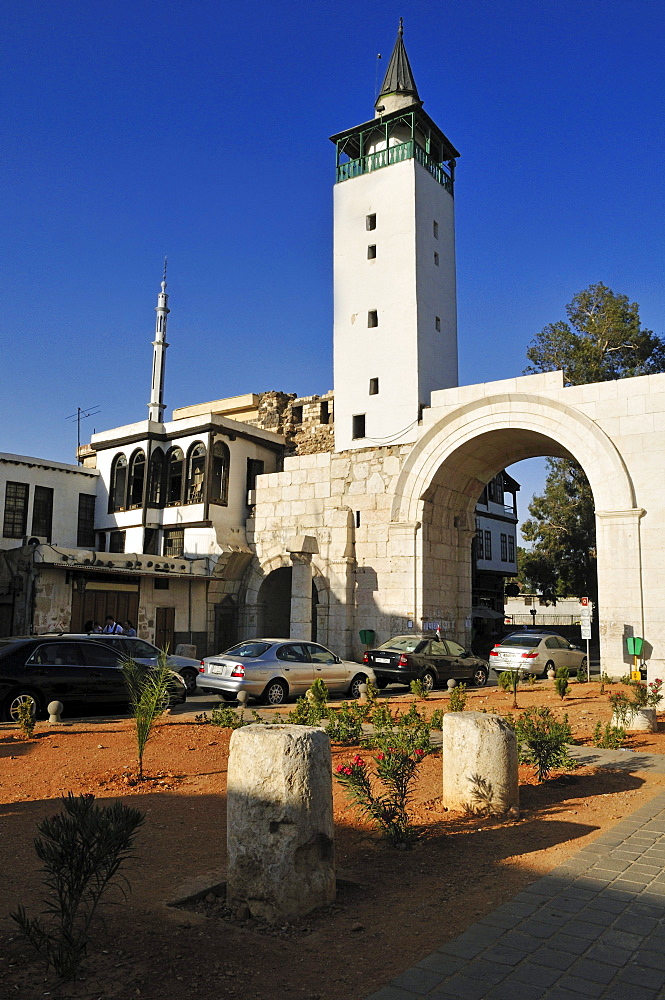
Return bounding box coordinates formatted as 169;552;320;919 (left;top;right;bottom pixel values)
363;635;489;691
0;636;187;722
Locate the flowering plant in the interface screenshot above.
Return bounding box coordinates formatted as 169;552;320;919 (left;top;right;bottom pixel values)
334;744;432;847
629;678;663;710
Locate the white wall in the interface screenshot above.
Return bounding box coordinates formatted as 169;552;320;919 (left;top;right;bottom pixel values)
0;453;99;551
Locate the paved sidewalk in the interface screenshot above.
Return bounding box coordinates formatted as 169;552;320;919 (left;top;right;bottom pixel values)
366;758;665;1000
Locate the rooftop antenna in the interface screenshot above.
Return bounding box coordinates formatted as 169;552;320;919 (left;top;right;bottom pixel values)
66;404;101;464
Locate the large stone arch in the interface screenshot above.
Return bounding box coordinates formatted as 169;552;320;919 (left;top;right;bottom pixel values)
239;547;331;643
388;392;643;677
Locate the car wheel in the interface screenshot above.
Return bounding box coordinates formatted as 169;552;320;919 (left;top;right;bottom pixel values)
375;679;388;690
181;669;198;695
5;690;42;723
159;688;172;711
542;659;556;678
421;670;436;693
263;679;288;706
348;673;368;699
472;666;488;687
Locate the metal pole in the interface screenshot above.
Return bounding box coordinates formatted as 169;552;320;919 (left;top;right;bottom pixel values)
587;636;590;682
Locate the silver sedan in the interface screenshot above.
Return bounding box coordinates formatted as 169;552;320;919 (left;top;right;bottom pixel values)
198;638;376;705
490;631;587;678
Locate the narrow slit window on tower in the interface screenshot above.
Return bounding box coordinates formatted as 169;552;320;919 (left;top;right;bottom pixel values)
368;310;378;328
435;316;441;332
355;511;361;528
367;244;377;260
434;251;440;266
369;378;379;395
433;220;439;239
366;213;376;231
320;401;330;424
352;414;366;439
291;405;303;423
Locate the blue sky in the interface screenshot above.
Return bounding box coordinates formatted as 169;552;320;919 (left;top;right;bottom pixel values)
2;1;663;527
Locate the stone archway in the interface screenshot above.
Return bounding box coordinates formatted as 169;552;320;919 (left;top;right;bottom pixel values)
240;549;331;643
390;391;642;677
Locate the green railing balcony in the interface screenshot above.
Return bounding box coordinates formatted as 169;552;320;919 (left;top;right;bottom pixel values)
336;140;453;194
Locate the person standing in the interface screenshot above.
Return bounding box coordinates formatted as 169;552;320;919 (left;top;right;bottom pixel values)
123;620;137;637
102;615;123;634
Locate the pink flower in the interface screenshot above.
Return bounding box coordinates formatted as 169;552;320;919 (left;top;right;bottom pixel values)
352;755;365;766
375;753;385;761
336;764;346;773
414;748;425;756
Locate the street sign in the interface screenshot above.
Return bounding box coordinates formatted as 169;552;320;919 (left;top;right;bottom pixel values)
581;621;592;640
580;597;589;606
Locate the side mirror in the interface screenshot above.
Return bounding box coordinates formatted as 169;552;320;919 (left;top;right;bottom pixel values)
335;655;342;664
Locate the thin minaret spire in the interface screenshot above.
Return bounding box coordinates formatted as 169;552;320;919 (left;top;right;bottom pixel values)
148;259;169;422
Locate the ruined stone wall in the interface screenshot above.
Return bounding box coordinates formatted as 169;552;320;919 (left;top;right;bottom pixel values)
251;391;335;457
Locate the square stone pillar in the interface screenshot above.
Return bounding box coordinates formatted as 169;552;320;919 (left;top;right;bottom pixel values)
287;535;318;641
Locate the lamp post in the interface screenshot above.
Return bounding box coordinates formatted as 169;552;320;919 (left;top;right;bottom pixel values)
530;608;537;625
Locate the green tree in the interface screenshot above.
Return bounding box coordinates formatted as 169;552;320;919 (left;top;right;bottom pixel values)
525;282;665;385
521;284;665;599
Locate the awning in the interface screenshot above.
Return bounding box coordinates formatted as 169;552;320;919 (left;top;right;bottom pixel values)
471;606;504;620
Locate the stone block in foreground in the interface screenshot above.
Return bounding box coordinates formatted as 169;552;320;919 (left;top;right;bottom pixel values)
442;712;519;815
226;724;335;922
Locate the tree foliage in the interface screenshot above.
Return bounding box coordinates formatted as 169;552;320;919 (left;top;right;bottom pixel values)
524;282;665;386
520;284;664;599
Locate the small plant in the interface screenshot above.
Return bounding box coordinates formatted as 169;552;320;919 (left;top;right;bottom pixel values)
513;707;574;781
574;667;587;684
554;667;570;700
335;744;432;847
197;704;248;729
429;708;444;729
498;671;514;692
629;678;663;709
325;701;366;744
599;671;614;694
364;679;380;707
527;673;537;686
16;699;37;739
448;683;467;712
12;793;144;980
370;703;395;730
288;679;330;726
410;678;429;700
123;653;173;779
609;690;633;727
593;721;626;749
620;673;632;685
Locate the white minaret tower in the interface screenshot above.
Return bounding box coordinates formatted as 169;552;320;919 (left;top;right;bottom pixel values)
331;21;460;451
148;260;169;423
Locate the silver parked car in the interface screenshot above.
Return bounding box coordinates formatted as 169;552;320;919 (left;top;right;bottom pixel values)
198;638;376;706
490;631;587;678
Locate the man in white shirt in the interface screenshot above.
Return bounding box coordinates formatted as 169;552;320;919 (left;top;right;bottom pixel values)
102;615;123;634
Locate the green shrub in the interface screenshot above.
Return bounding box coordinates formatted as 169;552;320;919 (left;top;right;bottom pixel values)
448;683;467;712
12;794;144;980
335;743;433;847
609;690;633;727
325;701;366;744
498;671;514;692
196;704;248;729
429;708;444;729
410;678;429;700
599;672;614;694
16;699;37;739
513;707;574;781
574;668;587;684
554;667;570;700
593;721;626;748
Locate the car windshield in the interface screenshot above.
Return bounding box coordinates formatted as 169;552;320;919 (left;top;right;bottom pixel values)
222;641;272;658
499;635;541;649
377;637;423;653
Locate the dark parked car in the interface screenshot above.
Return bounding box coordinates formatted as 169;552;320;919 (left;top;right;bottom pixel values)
363;635;489;691
47;633;201;693
0;636;186;722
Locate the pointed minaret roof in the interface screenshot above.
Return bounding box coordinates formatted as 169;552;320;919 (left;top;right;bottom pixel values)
375;18;421;114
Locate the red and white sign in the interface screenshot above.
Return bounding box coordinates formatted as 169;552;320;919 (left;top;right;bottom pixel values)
580;597;589;607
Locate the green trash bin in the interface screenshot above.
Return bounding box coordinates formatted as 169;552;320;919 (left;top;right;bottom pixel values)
359;629;376;646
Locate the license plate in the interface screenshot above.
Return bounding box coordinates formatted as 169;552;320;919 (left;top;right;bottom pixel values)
208;664;226;675
375;657;391;664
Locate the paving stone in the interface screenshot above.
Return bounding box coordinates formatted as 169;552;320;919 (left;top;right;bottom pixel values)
499;930;541;952
481;944;530;967
613;912;658;935
568;957;617;984
616;963;665;989
554;973;606;997
557;918;601;941
483;982;543;1000
365;988;419;1000
602;983;663;1000
637;949;665;972
434;972;492;999
416;953;467;977
510;962;561;988
461;958;509;986
530;946;577;971
586;895;628;914
437;938;486;960
550;933;592;956
600;927;646;949
390;968;443;994
585;943;633;967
